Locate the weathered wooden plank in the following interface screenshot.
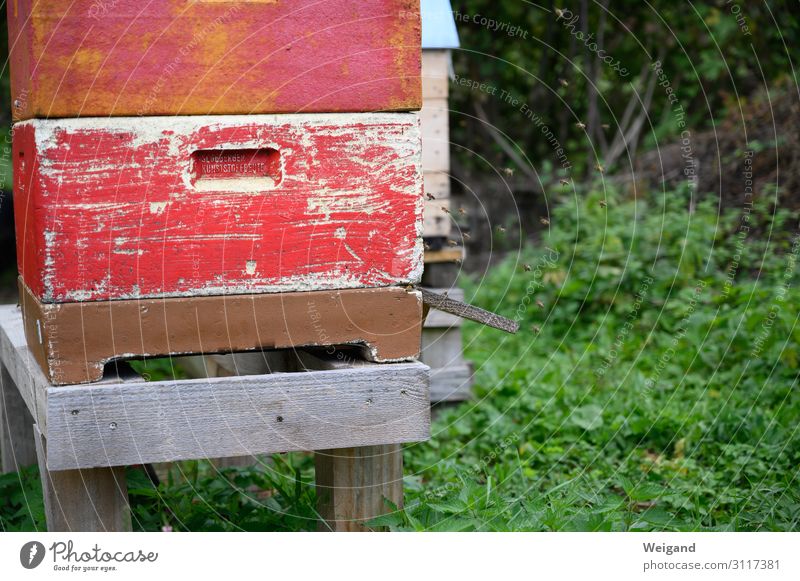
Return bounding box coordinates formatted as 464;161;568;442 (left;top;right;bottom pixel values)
180;351;297;468
34;426;130;531
1;306;148;431
15;114;423;303
429;364;473;403
421;327;464;369
421;98;450;172
421;288;519;333
423;288;464;328
422;50;450;100
8;0;421;120
20;280;422;385
0;365;37;472
45;361;430;470
315;444;403;531
0;306;48;431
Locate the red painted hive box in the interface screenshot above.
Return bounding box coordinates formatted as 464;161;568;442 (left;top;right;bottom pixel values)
14;113;424;303
7;0;421;119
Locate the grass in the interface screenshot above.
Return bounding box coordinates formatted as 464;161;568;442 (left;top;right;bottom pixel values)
2;185;798;531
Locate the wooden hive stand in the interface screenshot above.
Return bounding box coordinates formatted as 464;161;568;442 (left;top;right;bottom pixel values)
0;305;430;532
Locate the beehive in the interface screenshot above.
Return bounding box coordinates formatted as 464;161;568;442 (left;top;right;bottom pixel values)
13;114;423;303
8;0;425;384
7;0;422;119
418;0;473;402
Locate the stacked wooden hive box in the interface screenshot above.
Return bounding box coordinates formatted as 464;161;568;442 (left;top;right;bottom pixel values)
419;0;473;403
9;0;427;385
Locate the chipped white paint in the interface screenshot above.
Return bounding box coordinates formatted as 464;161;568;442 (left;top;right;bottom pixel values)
148;201;168;214
19;113;423;302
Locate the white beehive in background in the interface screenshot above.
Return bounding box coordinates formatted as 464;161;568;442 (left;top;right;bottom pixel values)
421;0;459;239
420;0;473;403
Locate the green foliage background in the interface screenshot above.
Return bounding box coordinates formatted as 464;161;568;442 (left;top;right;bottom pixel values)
448;1;799;178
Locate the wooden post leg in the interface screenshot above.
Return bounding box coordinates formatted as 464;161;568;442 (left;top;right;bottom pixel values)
34;426;131;532
315;444;403;532
0;365;37;473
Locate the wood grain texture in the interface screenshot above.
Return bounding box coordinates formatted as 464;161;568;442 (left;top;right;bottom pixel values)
429;364;473;403
315;444;403;531
423;287;464;327
20;280;422;385
421;98;450;172
1;305;429;485
2;305;429;476
8;0;421;119
0;306;47;431
421;326;464;368
45;362;429;470
14;114;423;303
1;365;37;472
179;352;292;468
422;50;450;100
35;426;131;531
420;288;519;334
0;306;152;433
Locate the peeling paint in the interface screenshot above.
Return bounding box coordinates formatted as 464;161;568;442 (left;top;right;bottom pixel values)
17;114;423;303
149;201;168;214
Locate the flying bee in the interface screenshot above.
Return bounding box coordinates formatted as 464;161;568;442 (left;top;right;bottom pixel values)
560;178;570;186
540;217;550;225
576;121;586;129
447;239;458;247
595;163;605;173
503;167;515;177
532;325;541;334
536;300;545;308
458;207;467;215
463;232;471;240
426;192;436;201
599;200;607;208
559;78;569;87
497;225;506;233
523;264;532;272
